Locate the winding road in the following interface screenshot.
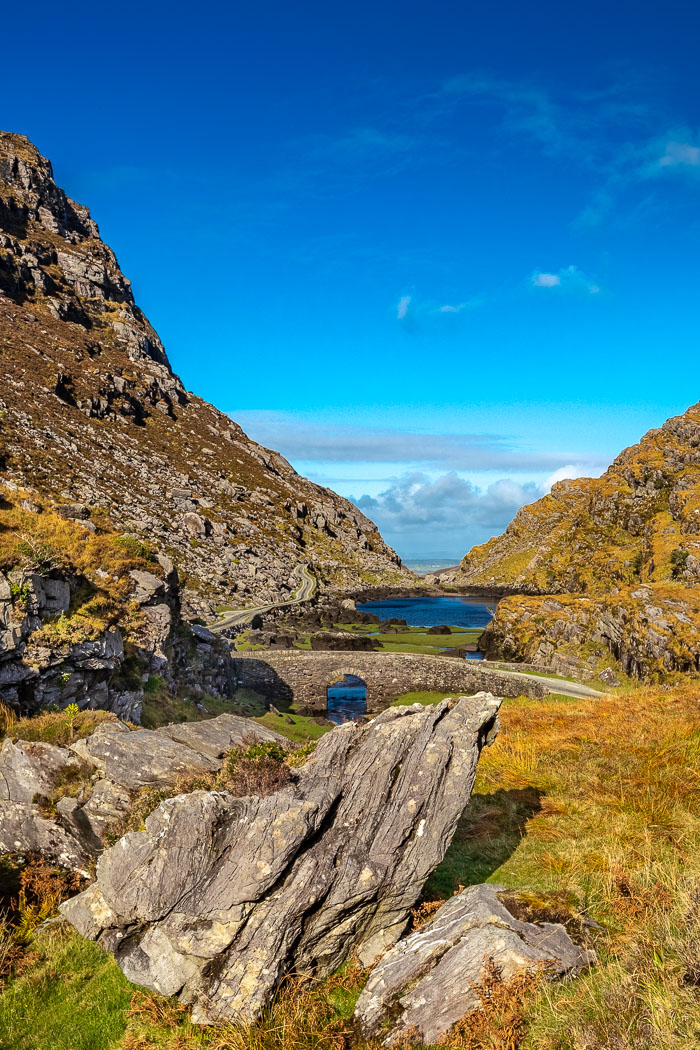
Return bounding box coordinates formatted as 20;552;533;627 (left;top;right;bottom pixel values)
209;564;317;633
481;666;605;699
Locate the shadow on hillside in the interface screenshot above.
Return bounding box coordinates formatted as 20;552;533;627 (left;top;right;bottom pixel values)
229;657;295;713
426;787;543;897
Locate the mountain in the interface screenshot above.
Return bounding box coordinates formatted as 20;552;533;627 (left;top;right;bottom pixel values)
0;131;411;624
450;403;700;680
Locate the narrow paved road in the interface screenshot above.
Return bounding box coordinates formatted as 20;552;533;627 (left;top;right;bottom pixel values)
483;666;605;699
209;564;317;633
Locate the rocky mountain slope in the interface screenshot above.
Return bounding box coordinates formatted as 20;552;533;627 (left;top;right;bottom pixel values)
450;403;700;679
0;131;411;625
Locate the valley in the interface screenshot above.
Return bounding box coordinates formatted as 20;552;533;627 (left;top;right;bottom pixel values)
0;130;697;1050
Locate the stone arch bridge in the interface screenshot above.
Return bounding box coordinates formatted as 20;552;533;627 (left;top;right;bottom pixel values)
231;650;545;714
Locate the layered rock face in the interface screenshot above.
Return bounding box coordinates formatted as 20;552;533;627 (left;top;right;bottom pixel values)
62;694;502;1023
0;132;411;622
449;403;700;678
0;712;286;875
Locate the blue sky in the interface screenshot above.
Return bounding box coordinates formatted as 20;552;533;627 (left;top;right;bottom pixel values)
4;1;700;558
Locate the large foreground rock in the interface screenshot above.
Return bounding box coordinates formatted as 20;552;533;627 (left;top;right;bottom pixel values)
355;883;596;1047
61;694;502;1023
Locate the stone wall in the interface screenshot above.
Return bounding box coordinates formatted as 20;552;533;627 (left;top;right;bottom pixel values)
232;650;546;713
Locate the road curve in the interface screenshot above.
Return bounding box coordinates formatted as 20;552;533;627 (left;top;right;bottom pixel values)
209;564;317;633
481;666;605;699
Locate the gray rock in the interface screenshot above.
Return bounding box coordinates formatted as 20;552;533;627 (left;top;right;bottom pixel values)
355;883;596;1047
0;737;79;803
74;722;219;788
61;694;502;1024
158;712;285;759
129;570;166;605
0;800;92;874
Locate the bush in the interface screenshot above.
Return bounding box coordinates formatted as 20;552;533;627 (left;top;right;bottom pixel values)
670;547;690;578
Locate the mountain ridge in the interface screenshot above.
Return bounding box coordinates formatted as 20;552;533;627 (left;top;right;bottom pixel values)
0;131;412;622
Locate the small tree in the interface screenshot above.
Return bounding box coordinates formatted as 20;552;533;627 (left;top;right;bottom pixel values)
64;702;79;741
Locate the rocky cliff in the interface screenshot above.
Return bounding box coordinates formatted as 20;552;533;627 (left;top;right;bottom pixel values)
0;131;411;626
451;403;700;679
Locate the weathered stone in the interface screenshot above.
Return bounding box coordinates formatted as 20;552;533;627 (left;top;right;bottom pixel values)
0;737;79;803
61;694;502;1023
355;884;595;1047
0;800;91;874
73;722;219;788
158;712;285;759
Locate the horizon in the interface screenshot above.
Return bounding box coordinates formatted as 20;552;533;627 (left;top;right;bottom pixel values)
3;0;700;559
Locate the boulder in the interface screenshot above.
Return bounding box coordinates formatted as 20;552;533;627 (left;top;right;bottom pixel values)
158;712;285;759
70;722;220;789
0;713;290;871
355;883;595;1047
0;737;79;803
61;694;502;1024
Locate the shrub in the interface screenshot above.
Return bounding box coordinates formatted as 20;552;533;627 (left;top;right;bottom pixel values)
670;547;690;578
113;535;154;562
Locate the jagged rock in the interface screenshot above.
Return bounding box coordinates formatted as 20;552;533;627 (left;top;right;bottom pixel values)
355;883;595;1047
0;713;288;871
0;800;93;875
70;722;220;789
61;694;502;1023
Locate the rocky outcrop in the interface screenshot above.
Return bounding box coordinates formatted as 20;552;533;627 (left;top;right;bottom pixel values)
355;883;595;1047
0;131;412;624
61;694;502;1023
480;586;700;680
447;402;700;679
0;712;286;874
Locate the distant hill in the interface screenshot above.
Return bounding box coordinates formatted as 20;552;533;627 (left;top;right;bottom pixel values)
449;404;700;680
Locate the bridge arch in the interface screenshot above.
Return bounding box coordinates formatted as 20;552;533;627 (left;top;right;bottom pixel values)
230;650;547;715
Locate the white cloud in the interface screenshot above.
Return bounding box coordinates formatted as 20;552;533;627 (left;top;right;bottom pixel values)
542;464;594;489
531;272;561;288
531;265;600;295
396;295;412;320
658;140;700;168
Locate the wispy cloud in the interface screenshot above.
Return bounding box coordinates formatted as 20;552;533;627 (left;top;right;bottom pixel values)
229;411;609;475
656;139;700;169
396;294;412;320
396;293;482;324
531;265;600;294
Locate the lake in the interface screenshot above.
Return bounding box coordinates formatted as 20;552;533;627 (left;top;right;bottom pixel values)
356;594;497;629
326;595;497;724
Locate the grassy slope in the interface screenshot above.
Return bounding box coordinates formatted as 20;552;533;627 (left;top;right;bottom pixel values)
0;687;698;1049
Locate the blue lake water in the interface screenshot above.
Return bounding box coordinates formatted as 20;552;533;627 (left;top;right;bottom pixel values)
327;675;367;725
356;595;497;630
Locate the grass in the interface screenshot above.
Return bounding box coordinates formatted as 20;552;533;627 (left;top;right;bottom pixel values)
330;623;483;656
0;705;117;745
140;687;268;729
0;685;698;1048
253;711;332;742
391;689;456;706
